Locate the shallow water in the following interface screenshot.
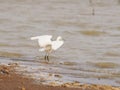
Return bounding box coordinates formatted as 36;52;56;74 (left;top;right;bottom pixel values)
0;0;120;86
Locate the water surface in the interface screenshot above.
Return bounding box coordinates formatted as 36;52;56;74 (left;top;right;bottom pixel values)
0;0;120;86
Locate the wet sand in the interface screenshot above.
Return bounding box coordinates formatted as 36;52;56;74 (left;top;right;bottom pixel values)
0;64;120;90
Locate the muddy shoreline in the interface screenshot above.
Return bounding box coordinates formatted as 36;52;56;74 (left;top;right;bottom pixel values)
0;64;120;90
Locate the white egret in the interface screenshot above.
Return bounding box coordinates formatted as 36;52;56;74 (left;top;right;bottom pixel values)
30;35;64;61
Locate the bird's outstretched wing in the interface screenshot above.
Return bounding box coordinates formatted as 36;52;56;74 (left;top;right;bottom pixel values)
52;41;64;50
30;35;52;48
30;35;52;40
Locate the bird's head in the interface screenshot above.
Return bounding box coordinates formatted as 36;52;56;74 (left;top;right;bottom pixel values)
56;36;63;41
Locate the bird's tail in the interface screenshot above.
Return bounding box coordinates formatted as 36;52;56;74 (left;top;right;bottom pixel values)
30;36;40;40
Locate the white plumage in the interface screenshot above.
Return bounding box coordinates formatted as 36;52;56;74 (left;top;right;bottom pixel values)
30;35;64;61
51;36;64;50
30;35;52;48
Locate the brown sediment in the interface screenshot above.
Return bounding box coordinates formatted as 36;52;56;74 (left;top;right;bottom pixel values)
0;64;80;90
87;61;119;68
0;64;120;90
104;52;120;57
0;51;23;58
93;62;119;68
80;30;106;36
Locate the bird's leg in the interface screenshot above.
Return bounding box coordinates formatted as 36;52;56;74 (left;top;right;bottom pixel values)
44;53;47;61
47;56;49;62
44;55;46;61
46;53;49;62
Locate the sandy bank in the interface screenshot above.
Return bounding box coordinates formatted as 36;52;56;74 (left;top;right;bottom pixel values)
0;64;119;90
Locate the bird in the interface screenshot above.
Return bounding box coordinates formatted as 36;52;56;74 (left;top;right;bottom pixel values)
30;35;64;61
